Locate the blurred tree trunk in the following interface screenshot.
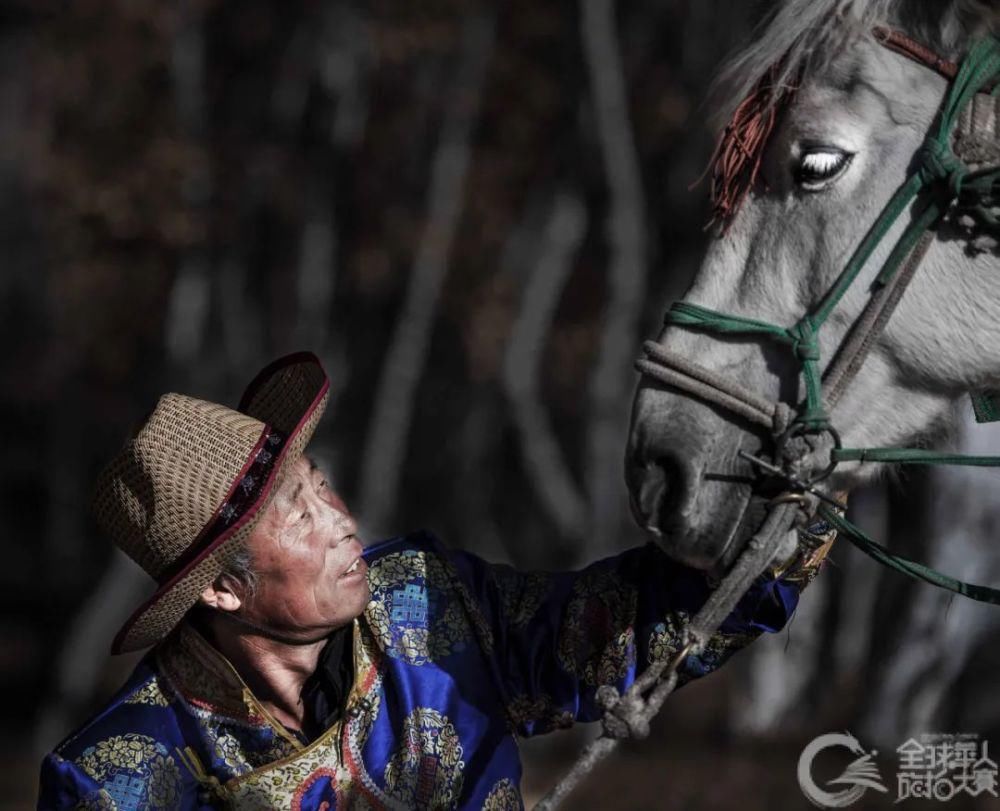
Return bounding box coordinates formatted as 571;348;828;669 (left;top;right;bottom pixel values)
581;0;648;558
358;11;495;535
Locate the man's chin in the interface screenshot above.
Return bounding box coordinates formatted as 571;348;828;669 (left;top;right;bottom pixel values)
339;582;371;623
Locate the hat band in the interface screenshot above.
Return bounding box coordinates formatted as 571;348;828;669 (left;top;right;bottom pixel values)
154;426;288;586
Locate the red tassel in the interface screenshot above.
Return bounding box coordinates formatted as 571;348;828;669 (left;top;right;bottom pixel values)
707;65;795;232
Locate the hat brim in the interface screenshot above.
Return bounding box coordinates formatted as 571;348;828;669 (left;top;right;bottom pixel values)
111;352;330;654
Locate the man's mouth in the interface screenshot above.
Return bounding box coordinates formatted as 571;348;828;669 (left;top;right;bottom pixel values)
341;557;362;577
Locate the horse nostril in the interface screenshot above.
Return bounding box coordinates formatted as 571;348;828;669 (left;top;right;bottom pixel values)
655;455;687;531
629;455;686;536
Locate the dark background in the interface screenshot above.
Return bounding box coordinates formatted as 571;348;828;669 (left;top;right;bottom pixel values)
4;1;999;808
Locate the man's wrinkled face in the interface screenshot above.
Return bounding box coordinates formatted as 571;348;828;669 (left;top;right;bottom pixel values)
241;456;369;638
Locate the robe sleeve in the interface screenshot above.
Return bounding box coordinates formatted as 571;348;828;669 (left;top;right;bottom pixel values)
444;526;834;737
37;752;110;810
35;664;214;811
37;744;208;811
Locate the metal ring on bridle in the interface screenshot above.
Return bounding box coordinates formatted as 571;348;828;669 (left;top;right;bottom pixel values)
774;422;842;485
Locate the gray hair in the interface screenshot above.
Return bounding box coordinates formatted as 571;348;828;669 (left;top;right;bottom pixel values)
212;454;335;605
218;545;258;603
712;0;1000;128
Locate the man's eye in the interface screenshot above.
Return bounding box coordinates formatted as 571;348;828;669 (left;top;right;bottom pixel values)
795;148;852;190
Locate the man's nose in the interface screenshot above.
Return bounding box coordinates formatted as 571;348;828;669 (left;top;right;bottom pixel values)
319;500;357;537
338;512;358;537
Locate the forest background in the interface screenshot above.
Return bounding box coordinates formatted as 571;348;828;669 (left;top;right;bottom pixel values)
2;1;997;808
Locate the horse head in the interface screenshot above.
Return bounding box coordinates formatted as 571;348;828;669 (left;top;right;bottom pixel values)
627;0;1000;571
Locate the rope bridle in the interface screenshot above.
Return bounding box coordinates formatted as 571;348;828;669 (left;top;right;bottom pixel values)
640;29;1000;602
535;29;1000;810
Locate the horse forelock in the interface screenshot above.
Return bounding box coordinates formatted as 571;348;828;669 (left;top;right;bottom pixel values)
706;0;1000;229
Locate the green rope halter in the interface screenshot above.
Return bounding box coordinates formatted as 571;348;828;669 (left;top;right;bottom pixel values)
662;35;1000;604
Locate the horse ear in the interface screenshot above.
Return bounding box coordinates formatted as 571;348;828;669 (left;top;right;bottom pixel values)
970;391;1000;423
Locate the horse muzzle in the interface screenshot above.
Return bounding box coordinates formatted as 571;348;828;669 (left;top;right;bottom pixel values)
625;382;772;571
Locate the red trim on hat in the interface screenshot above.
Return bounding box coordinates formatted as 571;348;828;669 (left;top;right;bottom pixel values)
111;354;330;654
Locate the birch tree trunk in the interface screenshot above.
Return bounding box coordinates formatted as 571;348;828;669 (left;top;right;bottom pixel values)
358;12;495;535
581;0;648;556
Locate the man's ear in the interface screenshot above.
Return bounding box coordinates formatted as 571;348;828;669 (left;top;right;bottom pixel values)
199;576;243;613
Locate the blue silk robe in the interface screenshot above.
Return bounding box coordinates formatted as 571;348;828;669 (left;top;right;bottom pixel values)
38;530;820;810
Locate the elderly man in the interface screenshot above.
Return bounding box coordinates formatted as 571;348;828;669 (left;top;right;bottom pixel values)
38;353;833;809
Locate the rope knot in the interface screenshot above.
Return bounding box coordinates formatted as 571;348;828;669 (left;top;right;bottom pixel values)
789;320;820;362
596;685;651;740
795;414;832;432
918;138;967;198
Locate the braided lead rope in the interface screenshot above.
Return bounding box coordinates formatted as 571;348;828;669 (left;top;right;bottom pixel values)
636;341;776;430
821;230;936;411
532;501;799;811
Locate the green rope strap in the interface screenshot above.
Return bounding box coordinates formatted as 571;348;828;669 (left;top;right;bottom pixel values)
833;447;1000;466
666;303;829;428
822;445;1000;603
818;505;1000;605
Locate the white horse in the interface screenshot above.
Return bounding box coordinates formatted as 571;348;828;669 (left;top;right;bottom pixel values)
626;0;1000;577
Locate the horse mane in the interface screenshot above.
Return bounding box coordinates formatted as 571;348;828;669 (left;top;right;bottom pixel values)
705;0;1000;228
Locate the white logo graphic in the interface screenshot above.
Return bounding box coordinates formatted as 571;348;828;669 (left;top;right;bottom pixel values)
798;731;889;808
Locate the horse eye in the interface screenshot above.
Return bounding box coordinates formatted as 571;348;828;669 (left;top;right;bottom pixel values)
794;148;852;190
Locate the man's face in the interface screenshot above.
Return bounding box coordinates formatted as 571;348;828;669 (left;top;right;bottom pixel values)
241;456;369;639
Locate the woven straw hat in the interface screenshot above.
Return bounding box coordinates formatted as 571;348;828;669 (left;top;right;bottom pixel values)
95;352;330;654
